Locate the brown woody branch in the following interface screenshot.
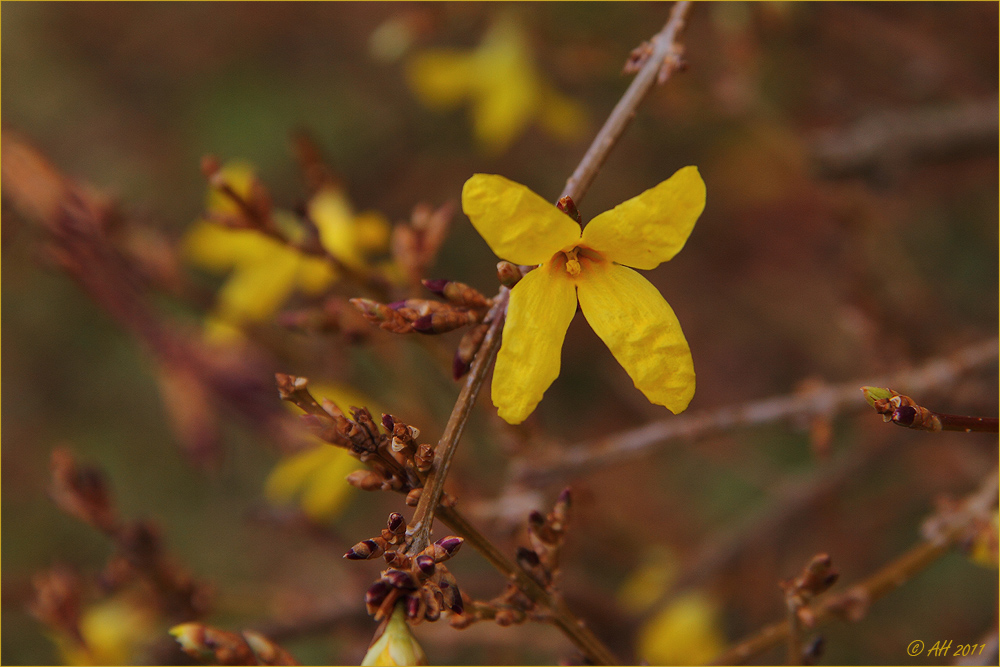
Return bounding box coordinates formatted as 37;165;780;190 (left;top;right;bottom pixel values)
512;338;998;486
711;468;999;665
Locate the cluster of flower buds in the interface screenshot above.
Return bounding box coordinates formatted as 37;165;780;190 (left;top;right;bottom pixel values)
276;375;437;503
351;279;496;380
451;489;572;630
349;514;466;625
780;553;839;627
171;622;299;665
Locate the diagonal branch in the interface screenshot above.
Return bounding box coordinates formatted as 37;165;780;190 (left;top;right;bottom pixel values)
711;468;999;665
511;338;998;486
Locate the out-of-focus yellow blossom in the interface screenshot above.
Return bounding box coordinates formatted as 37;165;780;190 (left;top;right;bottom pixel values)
637;592;726;666
265;384;377;521
406;18;586;154
361;604;428;666
462;167;706;424
183;162;391;342
969;509;999;568
55;598;156;666
617;546;680;614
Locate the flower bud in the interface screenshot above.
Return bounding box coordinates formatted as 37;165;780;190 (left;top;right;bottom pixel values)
361;604;428;666
496;261;523;288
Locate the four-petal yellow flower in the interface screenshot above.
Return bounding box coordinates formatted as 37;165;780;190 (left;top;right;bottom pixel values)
406;18;587;154
462;167;705;424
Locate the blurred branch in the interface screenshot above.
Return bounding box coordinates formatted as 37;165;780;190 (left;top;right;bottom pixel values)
511;338;998;486
711;467;999;665
1;130;292;465
812;97;999;178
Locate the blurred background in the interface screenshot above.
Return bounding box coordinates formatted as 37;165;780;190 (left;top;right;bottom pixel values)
3;2;997;665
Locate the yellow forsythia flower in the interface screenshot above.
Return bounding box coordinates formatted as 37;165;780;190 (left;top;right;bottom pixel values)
183;162;390;340
264;384;376;521
637;592;726;666
55;598;156;666
406;18;586;154
361;604;428;666
462;167;706;424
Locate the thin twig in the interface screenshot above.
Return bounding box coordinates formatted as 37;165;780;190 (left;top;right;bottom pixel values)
560;0;692;203
711;469;999;665
511;338;998;486
406;290;509;554
437;506;620;666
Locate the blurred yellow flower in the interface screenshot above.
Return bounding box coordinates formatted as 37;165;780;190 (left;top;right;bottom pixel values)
183;162;391;341
968;509;999;568
637;592;726;666
406;18;587;153
55;598;155;666
616;546;679;614
462;166;706;424
361;604;428;666
264;384;376;521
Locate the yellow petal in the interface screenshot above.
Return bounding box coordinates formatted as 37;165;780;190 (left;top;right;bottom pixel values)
183;223;268;272
207;162;256;215
309;189;364;269
637;592;726;666
471;80;536;154
405;50;475;109
297;449;360;520
582;166;705;270
577;263;694;413
462;174;580;265
213;245;301;322
493;262;577;424
265;446;358;521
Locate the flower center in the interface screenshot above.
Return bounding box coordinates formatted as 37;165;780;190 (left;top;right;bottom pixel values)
564;248;582;276
556;245;604;278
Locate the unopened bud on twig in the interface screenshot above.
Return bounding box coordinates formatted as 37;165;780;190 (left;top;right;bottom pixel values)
422;279;490;309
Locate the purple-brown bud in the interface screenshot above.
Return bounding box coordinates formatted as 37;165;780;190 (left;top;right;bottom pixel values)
345;538;387;560
383;569;419;591
434;536;464;560
387;512;406;535
415;555;436;577
365;580;391;614
422;279;490;309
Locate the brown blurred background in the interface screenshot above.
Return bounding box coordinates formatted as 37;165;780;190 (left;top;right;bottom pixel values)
3;2;997;665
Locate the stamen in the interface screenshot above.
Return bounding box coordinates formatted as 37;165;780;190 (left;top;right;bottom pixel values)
564;248;581;276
